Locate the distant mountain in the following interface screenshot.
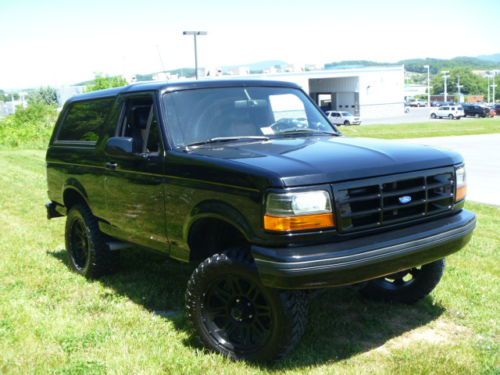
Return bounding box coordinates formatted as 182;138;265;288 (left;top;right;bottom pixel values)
476;53;500;63
325;56;500;74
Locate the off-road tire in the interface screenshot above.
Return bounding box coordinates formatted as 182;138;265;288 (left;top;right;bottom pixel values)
359;259;445;304
65;204;118;278
186;249;309;362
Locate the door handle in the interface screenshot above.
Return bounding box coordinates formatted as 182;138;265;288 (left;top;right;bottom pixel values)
105;162;118;170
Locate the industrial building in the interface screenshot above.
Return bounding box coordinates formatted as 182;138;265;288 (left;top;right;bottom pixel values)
239;66;405;119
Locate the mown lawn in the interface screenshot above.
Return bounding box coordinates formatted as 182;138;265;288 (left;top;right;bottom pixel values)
0;150;498;374
342;117;500;139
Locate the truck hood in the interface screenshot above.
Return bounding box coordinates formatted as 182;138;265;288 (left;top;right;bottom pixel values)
188;136;463;187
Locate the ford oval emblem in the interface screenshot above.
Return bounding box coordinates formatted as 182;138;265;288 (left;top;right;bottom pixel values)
398;196;412;204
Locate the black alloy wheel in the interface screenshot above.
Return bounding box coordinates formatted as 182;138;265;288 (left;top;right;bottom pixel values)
359;259;445;304
186;249;308;361
65;204;118;278
69;218;90;270
202;275;274;354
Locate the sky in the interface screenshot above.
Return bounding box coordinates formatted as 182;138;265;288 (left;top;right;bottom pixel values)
0;0;499;89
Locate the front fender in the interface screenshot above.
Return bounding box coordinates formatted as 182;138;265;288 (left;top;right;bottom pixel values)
183;200;255;244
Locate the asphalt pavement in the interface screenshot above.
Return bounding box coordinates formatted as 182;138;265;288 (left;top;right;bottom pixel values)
399;134;500;206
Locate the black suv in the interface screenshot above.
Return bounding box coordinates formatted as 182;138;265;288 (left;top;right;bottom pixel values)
463;104;490;118
46;80;476;361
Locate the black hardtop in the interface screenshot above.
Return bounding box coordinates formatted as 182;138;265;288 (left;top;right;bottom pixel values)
67;79;301;104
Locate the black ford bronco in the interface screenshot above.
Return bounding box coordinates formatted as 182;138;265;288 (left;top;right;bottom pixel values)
46;80;476;361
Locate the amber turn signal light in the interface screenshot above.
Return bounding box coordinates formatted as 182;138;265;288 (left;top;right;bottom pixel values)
456;185;467;202
264;213;335;232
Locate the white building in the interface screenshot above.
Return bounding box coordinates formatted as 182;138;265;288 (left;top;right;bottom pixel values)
233;66;405;119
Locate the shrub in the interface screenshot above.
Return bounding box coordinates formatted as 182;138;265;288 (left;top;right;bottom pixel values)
0;103;58;149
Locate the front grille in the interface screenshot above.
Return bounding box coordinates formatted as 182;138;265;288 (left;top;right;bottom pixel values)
333;168;455;233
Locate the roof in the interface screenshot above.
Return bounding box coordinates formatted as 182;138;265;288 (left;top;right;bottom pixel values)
67;79;301;103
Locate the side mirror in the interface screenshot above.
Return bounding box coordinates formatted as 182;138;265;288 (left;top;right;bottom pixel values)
105;137;138;159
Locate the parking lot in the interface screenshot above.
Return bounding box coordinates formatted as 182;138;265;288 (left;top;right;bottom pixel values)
401;133;500;206
363;107;483;125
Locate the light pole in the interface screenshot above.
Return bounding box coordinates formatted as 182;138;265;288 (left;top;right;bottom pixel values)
424;65;430;106
487;74;491;103
457;75;463;101
442;71;450;102
182;31;207;80
492;72;497;103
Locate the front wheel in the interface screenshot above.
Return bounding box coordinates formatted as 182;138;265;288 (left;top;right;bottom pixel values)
186;249;309;361
431;113;437;119
448;114;454;119
343;120;350;125
359;259;445;304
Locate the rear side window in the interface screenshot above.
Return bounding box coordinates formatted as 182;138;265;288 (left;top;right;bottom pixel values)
58;98;114;142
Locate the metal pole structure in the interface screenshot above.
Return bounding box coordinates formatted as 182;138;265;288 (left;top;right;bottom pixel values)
182;31;207;80
424;65;430;106
442;71;449;102
487;74;491;103
457;75;463;101
492;72;497;104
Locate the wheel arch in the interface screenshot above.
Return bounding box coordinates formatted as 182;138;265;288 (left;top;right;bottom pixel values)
62;179;90;210
185;200;254;262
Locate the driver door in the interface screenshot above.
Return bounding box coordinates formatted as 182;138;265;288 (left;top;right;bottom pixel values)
104;93;169;252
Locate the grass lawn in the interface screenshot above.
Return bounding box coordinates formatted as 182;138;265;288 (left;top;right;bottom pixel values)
341;117;500;139
0;150;498;374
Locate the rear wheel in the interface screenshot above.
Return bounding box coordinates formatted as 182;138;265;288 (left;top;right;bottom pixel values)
186;249;308;361
65;204;118;278
448;114;454;119
431;113;437;119
359;259;445;304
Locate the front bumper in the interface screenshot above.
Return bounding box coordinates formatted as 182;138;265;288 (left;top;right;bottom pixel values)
252;209;476;289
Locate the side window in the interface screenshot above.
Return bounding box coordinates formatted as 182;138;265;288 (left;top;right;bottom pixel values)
118;97;162;154
58;98;114;142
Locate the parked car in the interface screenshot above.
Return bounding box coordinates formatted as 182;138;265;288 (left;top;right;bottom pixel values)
492;104;500;116
462;104;490;118
325;110;361;125
46;80;475;362
409;99;427;107
430;105;464;119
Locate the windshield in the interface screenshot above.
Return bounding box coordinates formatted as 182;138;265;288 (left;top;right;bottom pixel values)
163;86;337;147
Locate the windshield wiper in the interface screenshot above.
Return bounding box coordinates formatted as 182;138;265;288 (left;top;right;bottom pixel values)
277;129;338;136
186;136;270;148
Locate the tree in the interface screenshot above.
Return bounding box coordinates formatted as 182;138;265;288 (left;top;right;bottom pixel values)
431;68;486;96
28;87;58;106
85;74;128;92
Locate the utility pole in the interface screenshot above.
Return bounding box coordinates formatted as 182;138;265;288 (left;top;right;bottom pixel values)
424;65;430;106
182;31;207;80
442;71;450;102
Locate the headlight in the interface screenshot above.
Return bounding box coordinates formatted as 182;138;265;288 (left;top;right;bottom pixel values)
264;190;335;232
455;166;467;202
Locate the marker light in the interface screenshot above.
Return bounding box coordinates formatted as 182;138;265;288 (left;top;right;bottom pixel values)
455;166;467;202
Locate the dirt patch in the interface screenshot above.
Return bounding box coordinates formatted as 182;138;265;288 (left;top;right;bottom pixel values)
373;319;472;353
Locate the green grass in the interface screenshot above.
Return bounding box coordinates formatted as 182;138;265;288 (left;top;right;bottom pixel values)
342;117;500;139
0;150;498;374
